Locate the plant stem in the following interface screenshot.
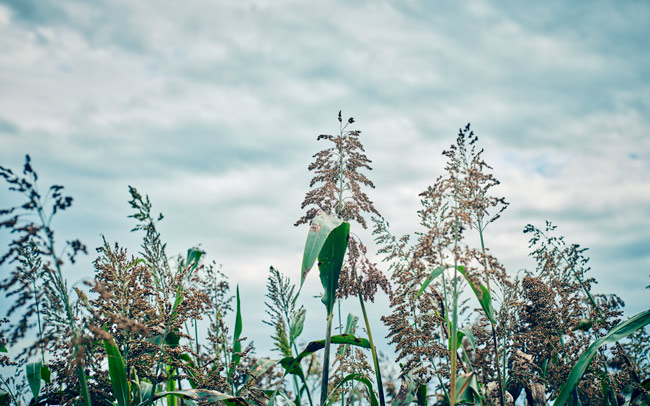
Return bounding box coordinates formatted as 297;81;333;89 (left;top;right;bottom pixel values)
36;204;91;406
356;286;386;406
289;321;314;406
477;221;505;406
292;340;315;406
31;278;45;364
0;375;18;406
194;319;200;365
450;217;459;405
320;312;334;406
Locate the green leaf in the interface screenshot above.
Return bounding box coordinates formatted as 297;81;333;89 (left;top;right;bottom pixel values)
153;389;249;406
416;384;427;406
104;336;130;406
393;370;419;406
456;372;480;403
247;358;280;385
166;363;177;406
271;334;371;406
0;391;8;403
416;265;446;298
337;313;359;356
26;361;42;400
170;286;184;321
178;353;198;389
229;285;243;380
326;373;378;406
40;364;51;384
135;381;153;404
458;326;476;350
279;334;370;377
185;248;204;274
457;266;496;324
642;378;650;391
554;309;650;406
0;344;7;352
300;210;344;290
165;330;181;347
318;220;350;314
290;307;306;342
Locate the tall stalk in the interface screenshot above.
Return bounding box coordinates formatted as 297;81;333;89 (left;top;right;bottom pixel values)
35;201;92;406
449;185;460;406
319;118;349;406
320;312;334;406
355;282;386;406
477;220;505;406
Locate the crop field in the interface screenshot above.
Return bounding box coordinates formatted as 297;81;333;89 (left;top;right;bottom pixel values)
1;113;648;405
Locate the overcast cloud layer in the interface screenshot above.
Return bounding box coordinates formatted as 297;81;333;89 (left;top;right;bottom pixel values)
1;0;649;354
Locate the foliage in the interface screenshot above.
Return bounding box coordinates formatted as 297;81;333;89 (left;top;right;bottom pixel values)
0;114;648;406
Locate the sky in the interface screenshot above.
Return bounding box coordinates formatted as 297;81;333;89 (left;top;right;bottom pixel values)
0;0;649;356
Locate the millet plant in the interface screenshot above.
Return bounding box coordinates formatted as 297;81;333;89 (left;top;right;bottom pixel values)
0;113;649;406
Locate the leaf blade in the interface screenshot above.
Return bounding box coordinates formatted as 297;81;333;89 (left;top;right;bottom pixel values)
26;361;42;400
326;373;379;406
554;309;650;405
104;336;130;406
300;210;344;289
318;221;350;314
416;265;446;298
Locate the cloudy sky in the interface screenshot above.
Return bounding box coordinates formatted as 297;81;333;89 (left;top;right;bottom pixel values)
1;0;649;355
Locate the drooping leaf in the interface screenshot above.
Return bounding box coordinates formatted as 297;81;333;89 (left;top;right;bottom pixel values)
554;309;650;406
416;265;446;298
26;361;42;400
279;334;370;376
326;373;378;406
152;389;248;406
318;221;350;314
457;266;496;324
104;336;130;406
300;210;344;290
270;334;371;406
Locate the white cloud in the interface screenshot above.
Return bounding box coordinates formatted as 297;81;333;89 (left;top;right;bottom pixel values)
1;0;649;350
